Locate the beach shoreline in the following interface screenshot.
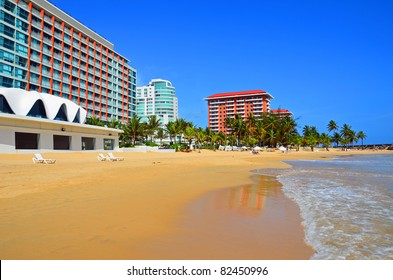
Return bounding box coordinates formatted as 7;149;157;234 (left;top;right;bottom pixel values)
0;149;391;259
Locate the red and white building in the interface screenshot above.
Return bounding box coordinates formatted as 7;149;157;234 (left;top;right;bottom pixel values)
270;109;293;118
205;89;273;133
0;0;137;123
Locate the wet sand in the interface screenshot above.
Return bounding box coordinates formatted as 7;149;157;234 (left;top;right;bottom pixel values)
0;149;390;259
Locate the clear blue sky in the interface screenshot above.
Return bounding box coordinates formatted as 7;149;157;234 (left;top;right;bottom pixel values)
49;0;393;144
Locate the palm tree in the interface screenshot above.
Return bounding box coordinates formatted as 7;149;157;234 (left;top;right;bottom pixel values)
85;116;104;126
331;131;341;147
125;115;144;145
263;114;279;131
303;125;319;152
253;119;266;147
319;132;331;151
279;116;297;147
217;131;227;146
327;120;338;134
210;133;220;151
165;121;177;144
174;118;189;143
265;129;276;147
183;125;196;149
204;127;214;145
227;134;236;146
245;113;257;135
106;118;122;129
146;115;161;142
155;128;167;146
225;114;246;146
289;133;302;151
194;128;206;153
340;124;356;150
356;131;367;149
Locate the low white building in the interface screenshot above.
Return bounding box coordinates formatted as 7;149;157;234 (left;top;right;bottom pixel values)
0;88;122;153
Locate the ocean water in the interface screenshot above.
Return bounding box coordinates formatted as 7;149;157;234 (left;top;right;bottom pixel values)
254;154;393;259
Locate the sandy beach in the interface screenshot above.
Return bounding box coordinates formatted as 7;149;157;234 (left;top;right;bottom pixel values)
0;148;391;260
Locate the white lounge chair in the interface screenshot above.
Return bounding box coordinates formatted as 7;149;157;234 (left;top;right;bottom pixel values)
97;153;108;161
32;153;56;164
107;152;124;161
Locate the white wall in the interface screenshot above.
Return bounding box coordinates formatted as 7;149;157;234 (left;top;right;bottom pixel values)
0;114;121;153
0;126;15;153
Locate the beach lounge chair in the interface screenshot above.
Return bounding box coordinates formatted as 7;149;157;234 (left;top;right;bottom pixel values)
107;152;124;161
32;153;56;164
97;153;108;161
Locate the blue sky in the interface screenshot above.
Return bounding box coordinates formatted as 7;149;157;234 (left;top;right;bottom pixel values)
49;0;393;144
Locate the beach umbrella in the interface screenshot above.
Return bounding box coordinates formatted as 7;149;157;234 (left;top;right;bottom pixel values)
253;146;262;151
279;146;286;152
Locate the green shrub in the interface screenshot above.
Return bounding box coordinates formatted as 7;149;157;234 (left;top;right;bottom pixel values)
145;141;158;147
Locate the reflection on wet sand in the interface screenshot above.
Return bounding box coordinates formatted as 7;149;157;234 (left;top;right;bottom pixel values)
137;175;314;260
214;175;281;217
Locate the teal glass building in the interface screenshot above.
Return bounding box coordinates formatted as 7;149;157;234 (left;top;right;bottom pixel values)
136;79;178;125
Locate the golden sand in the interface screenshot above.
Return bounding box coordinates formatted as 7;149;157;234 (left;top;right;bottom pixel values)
0;148;390;259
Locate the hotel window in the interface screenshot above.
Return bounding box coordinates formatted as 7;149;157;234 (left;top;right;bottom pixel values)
30;73;38;83
15;68;26;79
14;80;26;89
0;23;15;37
0;10;15;25
3;0;16;12
0;76;13;87
53;59;61;69
15;55;27;67
15;44;27;56
0;36;14;50
0;50;14;63
15;19;28;32
15;31;27;43
16;7;29;20
0;63;13;75
64;34;71;43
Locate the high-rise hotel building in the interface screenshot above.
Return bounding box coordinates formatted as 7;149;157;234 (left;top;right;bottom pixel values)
0;0;136;122
136;79;178;126
205;89;273;133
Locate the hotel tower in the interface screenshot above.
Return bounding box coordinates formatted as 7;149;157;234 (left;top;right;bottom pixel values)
136;79;178;126
0;0;137;122
205;89;273;133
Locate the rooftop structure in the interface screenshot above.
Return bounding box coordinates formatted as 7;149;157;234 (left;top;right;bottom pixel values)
270;108;293;117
